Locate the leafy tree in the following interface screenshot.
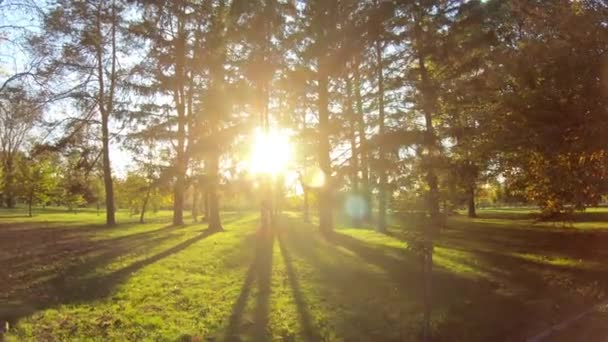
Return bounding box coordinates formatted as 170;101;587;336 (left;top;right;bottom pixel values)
0;86;41;208
31;0;130;225
17;152;58;216
488;0;608;217
295;0;342;233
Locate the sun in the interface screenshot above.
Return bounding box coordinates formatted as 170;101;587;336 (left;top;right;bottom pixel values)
248;128;292;176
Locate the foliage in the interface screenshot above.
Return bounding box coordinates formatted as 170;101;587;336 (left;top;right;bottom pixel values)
17;153;58;212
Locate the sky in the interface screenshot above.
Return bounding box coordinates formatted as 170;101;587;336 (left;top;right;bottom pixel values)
1;4;135;176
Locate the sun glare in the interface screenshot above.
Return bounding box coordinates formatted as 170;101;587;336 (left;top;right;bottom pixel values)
249;128;292;175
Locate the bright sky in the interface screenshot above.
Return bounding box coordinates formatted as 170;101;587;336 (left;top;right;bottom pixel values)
1;5;136;176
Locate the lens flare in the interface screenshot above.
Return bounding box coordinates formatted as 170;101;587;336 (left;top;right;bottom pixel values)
301;166;326;188
345;195;367;221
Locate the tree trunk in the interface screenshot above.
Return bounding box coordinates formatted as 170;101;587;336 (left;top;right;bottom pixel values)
139;185;151;224
101;113;116;226
416;21;441;342
467;183;477;218
173;171;185;225
4;159;15;208
96;2;117;227
203;189;209;222
260;175;272;230
375;33;388;233
28;192;33;217
346;69;362;226
303;187;310;223
192;186;199;222
353;58;371;222
207;153;223;232
317;71;333;234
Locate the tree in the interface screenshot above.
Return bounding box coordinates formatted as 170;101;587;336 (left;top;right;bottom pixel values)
295;0;342;233
231;0;293;229
131;0;233;230
17;151;57;217
122;136;167;223
0;86;41;208
32;0;129;225
391;0;493;338
487;0;608;217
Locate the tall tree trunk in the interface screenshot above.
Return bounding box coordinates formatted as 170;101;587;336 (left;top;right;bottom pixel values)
101;113;116;226
346;71;359;192
96;1;116;226
171;23;188;226
205;0;226;232
139;185;151;224
203;189;209;222
418;52;441;342
28;191;33;217
353;58;371;222
192;186;199;222
467;183;477;218
207;153;223;232
4;159;14;208
173;162;186;225
413;12;442;339
375;34;388;233
317;71;333;234
346;70;362;226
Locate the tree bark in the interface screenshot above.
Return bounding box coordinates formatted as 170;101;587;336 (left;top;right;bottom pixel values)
4;159;15;208
415;20;441;342
96;1;116;226
101;113;116;226
207;153;223;232
192;186;199;222
139;185;151;224
467;183;477;218
203;189;209;222
353;58;371;222
171;21;189;226
28;192;33;217
172;162;186;225
345;69;359;192
375;33;388;233
317;71;333;234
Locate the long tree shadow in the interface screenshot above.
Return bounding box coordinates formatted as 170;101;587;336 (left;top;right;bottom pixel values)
1;225;218;324
279;223;428;341
225;228;274;341
277;230;319;341
325;229;541;340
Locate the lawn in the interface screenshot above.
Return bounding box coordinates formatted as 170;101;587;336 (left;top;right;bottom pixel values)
1;207;607;341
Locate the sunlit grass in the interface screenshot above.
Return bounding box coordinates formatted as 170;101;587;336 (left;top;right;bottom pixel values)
3;207;608;340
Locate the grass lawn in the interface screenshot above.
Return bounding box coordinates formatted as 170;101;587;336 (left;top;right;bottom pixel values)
1;207;608;341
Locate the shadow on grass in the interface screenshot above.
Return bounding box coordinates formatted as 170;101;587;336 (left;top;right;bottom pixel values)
279;215;597;340
277;231;319;341
278;222;425;340
225;229;274;341
439;218;608;263
0;219;221;324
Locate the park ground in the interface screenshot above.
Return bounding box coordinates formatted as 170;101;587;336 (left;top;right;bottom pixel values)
1;207;608;341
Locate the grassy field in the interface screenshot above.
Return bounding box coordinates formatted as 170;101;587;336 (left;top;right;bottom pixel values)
1;207;608;341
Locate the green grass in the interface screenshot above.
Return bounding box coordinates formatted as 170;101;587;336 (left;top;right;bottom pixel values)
1;207;608;341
